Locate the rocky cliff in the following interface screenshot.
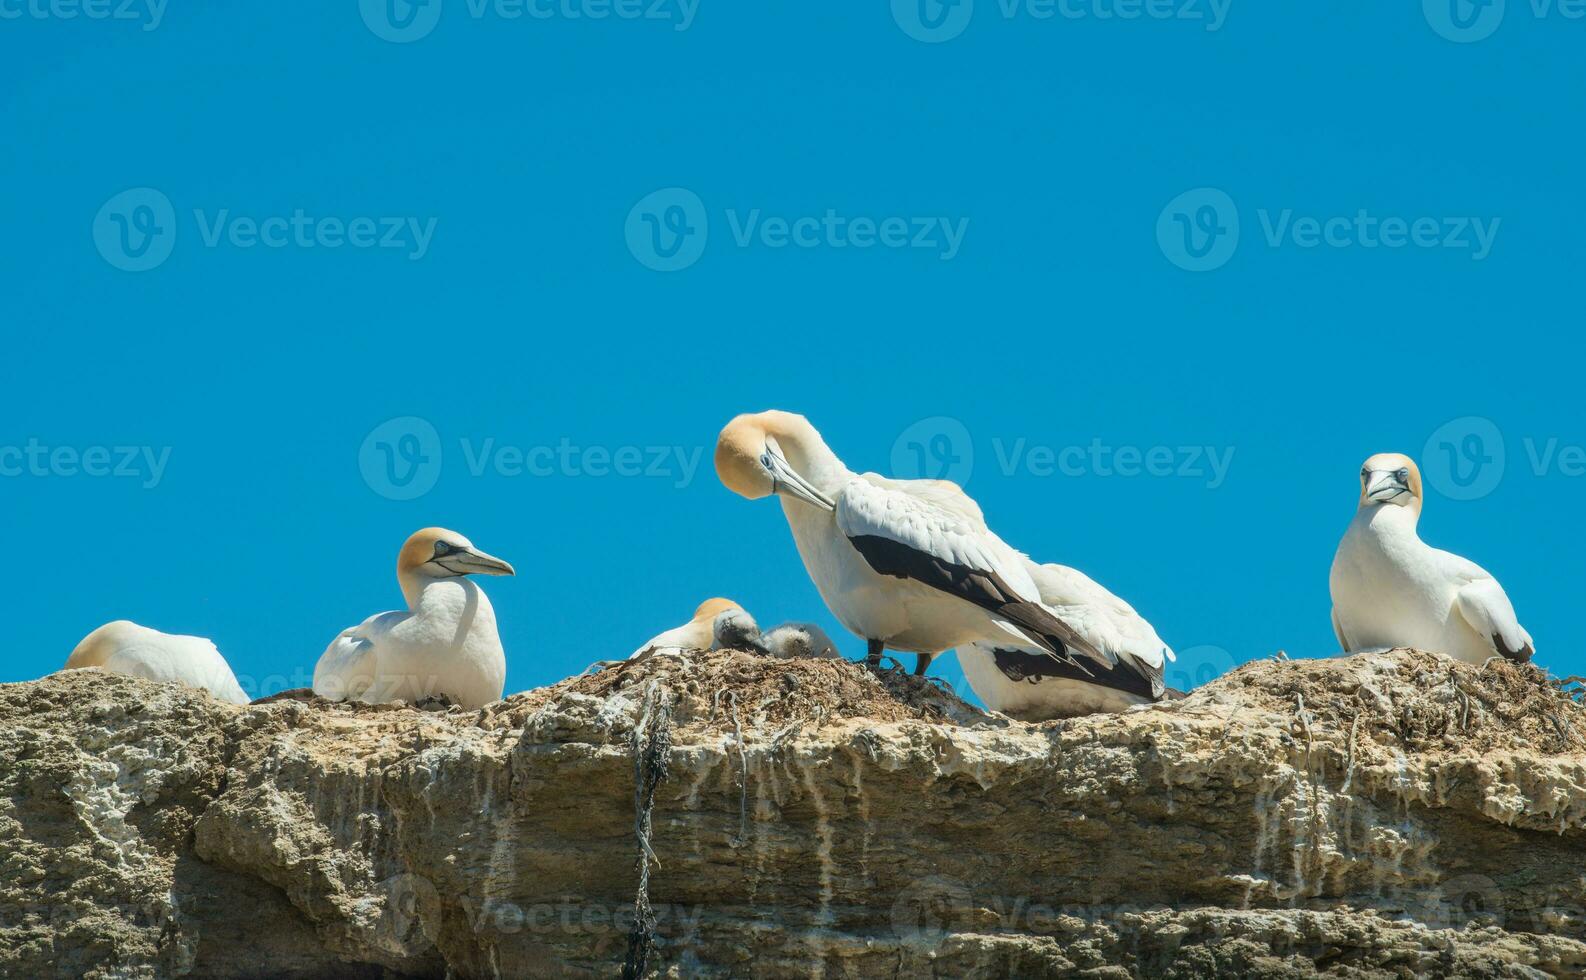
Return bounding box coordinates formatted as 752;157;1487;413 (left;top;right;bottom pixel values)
3;649;1585;979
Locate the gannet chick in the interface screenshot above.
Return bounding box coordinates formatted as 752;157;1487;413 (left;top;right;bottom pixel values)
710;611;842;660
313;527;515;710
1330;454;1534;665
762;622;841;660
715;410;1108;678
962;561;1176;719
584;598;746;673
64;620;250;705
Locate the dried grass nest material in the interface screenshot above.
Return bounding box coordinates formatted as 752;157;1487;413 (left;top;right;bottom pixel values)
487;647;987;733
1186;648;1586;757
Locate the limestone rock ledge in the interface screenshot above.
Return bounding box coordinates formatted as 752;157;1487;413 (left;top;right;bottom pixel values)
3;650;1586;979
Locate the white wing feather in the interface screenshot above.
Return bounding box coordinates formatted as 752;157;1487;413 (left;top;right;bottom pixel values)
835;474;1111;665
1026;563;1175;673
313;610;407;701
1454;577;1534;660
835;475;1044;612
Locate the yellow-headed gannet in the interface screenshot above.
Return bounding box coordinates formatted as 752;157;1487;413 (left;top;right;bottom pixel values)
584;597;745;673
313;527;515;709
962;560;1176;719
714;410;1109;678
1330;453;1534;665
65;620;250;705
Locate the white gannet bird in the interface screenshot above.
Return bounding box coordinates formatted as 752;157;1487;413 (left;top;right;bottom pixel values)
313;527;515;709
710;610;842;660
584;597;746;673
1330;453;1534;666
64;620;250;705
961;560;1176;719
714;410;1119;681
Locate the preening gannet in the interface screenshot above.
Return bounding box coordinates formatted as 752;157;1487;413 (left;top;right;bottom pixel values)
313;528;515;710
584;597;745;673
714;410;1109;678
962;561;1176;719
1330;454;1534;666
65;620;250;705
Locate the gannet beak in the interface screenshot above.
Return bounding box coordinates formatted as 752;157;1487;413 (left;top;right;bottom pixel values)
1365;472;1408;502
440;547;516;577
766;451;835;512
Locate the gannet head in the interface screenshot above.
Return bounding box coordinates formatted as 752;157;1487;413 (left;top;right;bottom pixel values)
398;528;516;582
710;605;769;654
692;597;742;623
1357;453;1423;512
715;411;836;512
65;620;139;669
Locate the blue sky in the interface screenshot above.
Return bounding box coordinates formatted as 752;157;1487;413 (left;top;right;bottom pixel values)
2;2;1582;702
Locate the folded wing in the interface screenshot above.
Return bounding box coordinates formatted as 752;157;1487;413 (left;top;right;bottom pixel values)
835;474;1105;667
313;610;406;701
1454;577;1534;663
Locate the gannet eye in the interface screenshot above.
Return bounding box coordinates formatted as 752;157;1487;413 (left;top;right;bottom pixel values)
760;452;773;469
1396;468;1410;482
433;541;454;557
